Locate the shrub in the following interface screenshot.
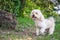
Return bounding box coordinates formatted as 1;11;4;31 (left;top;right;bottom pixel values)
0;10;17;29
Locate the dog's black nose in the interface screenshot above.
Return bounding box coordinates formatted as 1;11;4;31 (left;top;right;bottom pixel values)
32;14;34;17
32;14;36;18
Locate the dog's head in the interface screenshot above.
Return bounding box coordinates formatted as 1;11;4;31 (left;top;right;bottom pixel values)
30;9;44;21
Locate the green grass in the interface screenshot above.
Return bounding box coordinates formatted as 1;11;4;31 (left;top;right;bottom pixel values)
0;17;60;40
15;17;34;31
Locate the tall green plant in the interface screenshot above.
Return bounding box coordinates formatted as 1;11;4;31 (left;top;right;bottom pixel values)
0;0;25;17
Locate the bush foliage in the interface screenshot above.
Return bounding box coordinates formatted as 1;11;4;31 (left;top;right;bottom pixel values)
0;0;59;18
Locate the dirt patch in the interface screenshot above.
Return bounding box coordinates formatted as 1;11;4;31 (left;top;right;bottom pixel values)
0;28;37;40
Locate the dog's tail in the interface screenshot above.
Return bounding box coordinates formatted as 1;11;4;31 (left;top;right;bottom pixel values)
48;17;55;22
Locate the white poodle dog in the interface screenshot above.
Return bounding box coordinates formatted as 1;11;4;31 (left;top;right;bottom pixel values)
30;9;55;35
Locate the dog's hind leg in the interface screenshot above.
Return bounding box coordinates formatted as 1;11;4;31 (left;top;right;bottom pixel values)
49;26;55;35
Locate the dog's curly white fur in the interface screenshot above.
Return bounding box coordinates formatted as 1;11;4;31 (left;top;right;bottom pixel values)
30;9;55;35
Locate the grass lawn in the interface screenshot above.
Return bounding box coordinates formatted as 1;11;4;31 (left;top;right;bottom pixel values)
0;17;60;40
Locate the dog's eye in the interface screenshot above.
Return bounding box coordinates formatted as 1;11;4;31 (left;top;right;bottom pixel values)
36;13;37;14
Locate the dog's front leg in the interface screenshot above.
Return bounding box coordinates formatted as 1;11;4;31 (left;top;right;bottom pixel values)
36;28;40;36
40;27;46;35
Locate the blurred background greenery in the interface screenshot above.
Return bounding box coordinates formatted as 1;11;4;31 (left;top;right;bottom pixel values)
0;0;59;17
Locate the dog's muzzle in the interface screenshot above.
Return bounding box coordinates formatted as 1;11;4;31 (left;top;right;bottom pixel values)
32;14;36;18
32;14;37;20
